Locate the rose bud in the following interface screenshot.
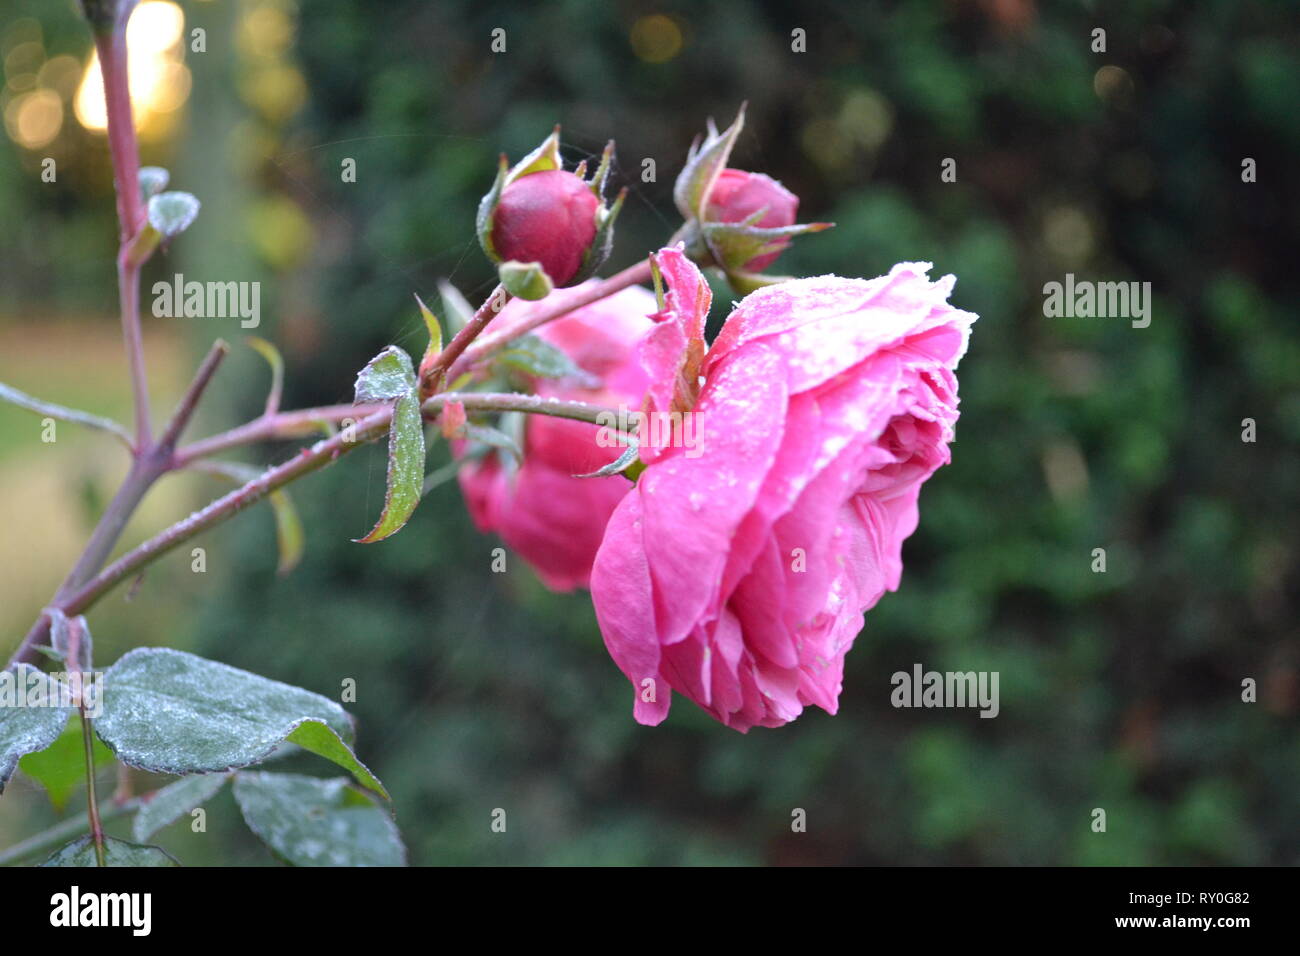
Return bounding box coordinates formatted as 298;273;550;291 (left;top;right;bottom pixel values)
673;104;831;291
492;170;597;286
478;129;625;298
703;169;799;271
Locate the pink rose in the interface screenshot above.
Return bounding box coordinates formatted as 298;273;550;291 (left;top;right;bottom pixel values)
457;283;657;591
491;169;600;286
704;168;799;271
590;248;977;731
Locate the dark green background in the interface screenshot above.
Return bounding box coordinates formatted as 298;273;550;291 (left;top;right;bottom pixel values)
1;0;1296;865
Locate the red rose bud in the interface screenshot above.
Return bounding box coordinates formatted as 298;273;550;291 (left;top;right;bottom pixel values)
492;170;598;286
478;129;625;293
672;105;832;289
704;169;799;271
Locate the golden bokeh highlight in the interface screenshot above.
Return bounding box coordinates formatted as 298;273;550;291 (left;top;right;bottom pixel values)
1043;206;1095;265
630;15;683;64
5;88;63;149
1093;65;1135;105
247;194;314;270
239;5;296;59
239;62;307;123
4;41;43;91
37;55;84;99
74;0;191;141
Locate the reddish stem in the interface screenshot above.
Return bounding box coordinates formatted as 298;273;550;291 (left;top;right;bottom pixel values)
96;21;152;446
420;284;510;394
448;259;653;380
95;24;144;242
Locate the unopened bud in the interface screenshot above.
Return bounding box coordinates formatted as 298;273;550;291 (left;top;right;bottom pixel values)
477;129;625;292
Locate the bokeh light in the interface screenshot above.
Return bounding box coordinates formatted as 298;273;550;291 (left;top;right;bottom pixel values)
4;88;63;149
630;15;683;63
73;1;190;140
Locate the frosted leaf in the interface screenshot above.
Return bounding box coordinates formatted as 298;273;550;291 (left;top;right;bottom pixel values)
41;834;178;867
132;771;232;842
94;648;387;799
233;772;406;867
0;666;75;795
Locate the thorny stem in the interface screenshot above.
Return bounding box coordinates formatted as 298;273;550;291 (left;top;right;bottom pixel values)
96;21;151;447
155;339;229;453
448;259;654;381
7;392;623;659
420;283;511;393
173;403;379;464
12;344;233;668
10;2;162;665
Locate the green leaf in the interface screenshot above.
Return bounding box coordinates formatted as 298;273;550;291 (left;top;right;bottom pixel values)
438;279;474;333
585;139;615;197
721;268;794;296
569;186;625;285
701;218;833;274
146;190;201;239
673;103;746;220
422;456;469;496
41;834;179;867
18;714;114;811
415;294;442;369
498;260;554;301
463;422;522;464
138;165;169;202
354;390;425;544
246;336;285;414
233;772;406;867
268;488;305;575
0;666;75;795
283;721;388;801
0;381;132;448
493;334;599;386
93;648;387;798
574;441;643;479
476;154;509;261
353;345;416;403
132;772;231;842
506;126;562;182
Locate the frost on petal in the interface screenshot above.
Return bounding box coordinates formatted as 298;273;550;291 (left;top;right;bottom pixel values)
637;342;787;645
707;263;978;393
588;258;977;733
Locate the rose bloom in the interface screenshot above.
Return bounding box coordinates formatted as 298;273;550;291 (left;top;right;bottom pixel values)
590;248;977;731
491;169;599;285
705;168;799;271
457;283;657;591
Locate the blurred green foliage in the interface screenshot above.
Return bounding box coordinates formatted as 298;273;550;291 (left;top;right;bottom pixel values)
1;0;1297;865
